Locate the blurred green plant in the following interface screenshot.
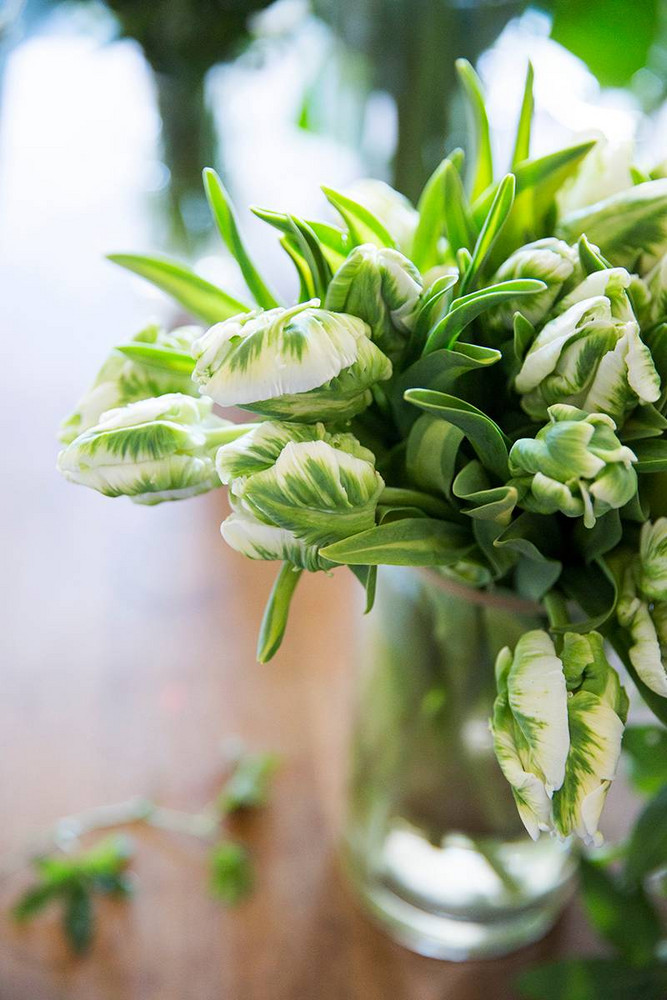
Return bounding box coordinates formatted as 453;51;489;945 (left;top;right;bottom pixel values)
10;747;278;953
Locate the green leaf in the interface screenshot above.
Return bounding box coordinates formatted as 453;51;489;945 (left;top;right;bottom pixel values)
256;563;303;664
203;168;278;309
252;207;349;270
406;414;464;500
460;173;516;294
621;405;667;442
285;216;332;301
453;460;518;524
424;279;546;353
634;439;667;473
494;512;562;587
511;62;534;169
412;155;453;269
624;785;667;889
209;841;254;905
63;883;94;954
549;0;660;88
412;272;459;345
279;235;315;300
321;187;396;249
473;141;596;228
513;313;536;364
349;564;378;613
519;959;667;1000
573;509;623;564
557;560;617;633
108;253;250;324
456;59;493;201
12;882;62;921
320;518;473;566
404;389;510;480
578;233;610;274
441;157;477;257
579;857;660;966
623;725;667;796
116;343;195;375
219;750;280;814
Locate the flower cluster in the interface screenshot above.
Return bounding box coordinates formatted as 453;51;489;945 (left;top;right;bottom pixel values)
58;62;667;843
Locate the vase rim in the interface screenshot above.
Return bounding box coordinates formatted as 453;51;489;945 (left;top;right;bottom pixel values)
417;568;543;617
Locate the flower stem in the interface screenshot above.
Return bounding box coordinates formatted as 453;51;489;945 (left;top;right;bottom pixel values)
379;487;454;520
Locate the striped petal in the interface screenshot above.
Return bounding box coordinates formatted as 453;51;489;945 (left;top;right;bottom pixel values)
192;303;391;422
639;518;667;601
237;440;384;548
485;238;578;333
221;507;324;572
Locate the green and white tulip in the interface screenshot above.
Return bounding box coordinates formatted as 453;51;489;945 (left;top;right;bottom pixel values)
515;291;660;423
485;238;579;333
551;633;628;845
492;630;570;840
493;630;627;844
221;503;324;572
617;519;667;697
557;178;667;271
325;243;423;361
59;324;201;444
57;393;244;505
233;439;384;548
191;302;392;422
509;405;637;529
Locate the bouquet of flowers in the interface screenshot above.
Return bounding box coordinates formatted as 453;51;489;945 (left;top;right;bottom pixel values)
58;61;667;848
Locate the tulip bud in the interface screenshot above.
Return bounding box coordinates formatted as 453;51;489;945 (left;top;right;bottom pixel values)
232;439;384;550
191;302;392;423
617;519;667;697
59;324;201;444
484;238;579;333
551;632;628;845
515;293;660;424
57;393;241;505
221;503;324;572
343;178;418;253
509;405;637;529
491;630;570;840
325;244;422;361
492;629;627;844
557;178;667;271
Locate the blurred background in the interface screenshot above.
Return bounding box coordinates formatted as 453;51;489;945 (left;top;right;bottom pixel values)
0;1;666;997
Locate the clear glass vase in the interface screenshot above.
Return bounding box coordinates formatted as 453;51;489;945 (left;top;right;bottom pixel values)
343;566;577;961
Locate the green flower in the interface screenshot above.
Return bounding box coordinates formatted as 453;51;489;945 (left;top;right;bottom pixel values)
219;426;384;568
557;178;667;271
492;630;627;844
515;281;660;423
551;633;628;845
617;519;667;698
492;630;570;840
509;405;637;529
57;393;244;505
59;324;201;444
343;178;418;253
325;244;423;361
484;238;579;333
191;302;392;422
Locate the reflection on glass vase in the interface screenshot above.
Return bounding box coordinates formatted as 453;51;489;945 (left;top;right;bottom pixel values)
344;566;577;960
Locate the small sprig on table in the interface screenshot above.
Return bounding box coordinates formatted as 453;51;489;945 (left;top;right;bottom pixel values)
10;748;279;953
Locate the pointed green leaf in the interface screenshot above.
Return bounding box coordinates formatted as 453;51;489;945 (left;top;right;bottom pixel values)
349;564;378;613
320;517;473;566
404;389;510;480
108;253;250;324
286;216;332;300
633;439;667;473
558;560;617;633
460;173;516;294
456;59;493;201
252;207;349;270
442;157;477;256
578;233;610;274
321;187;396;248
203;168;278;309
424;279;546;353
413;150;472;268
511;62;534;169
116;343;194;375
622;725;667;796
256;562;303;663
279;235;315;301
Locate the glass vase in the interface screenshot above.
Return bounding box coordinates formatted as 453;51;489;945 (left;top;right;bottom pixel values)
343;566;577;960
